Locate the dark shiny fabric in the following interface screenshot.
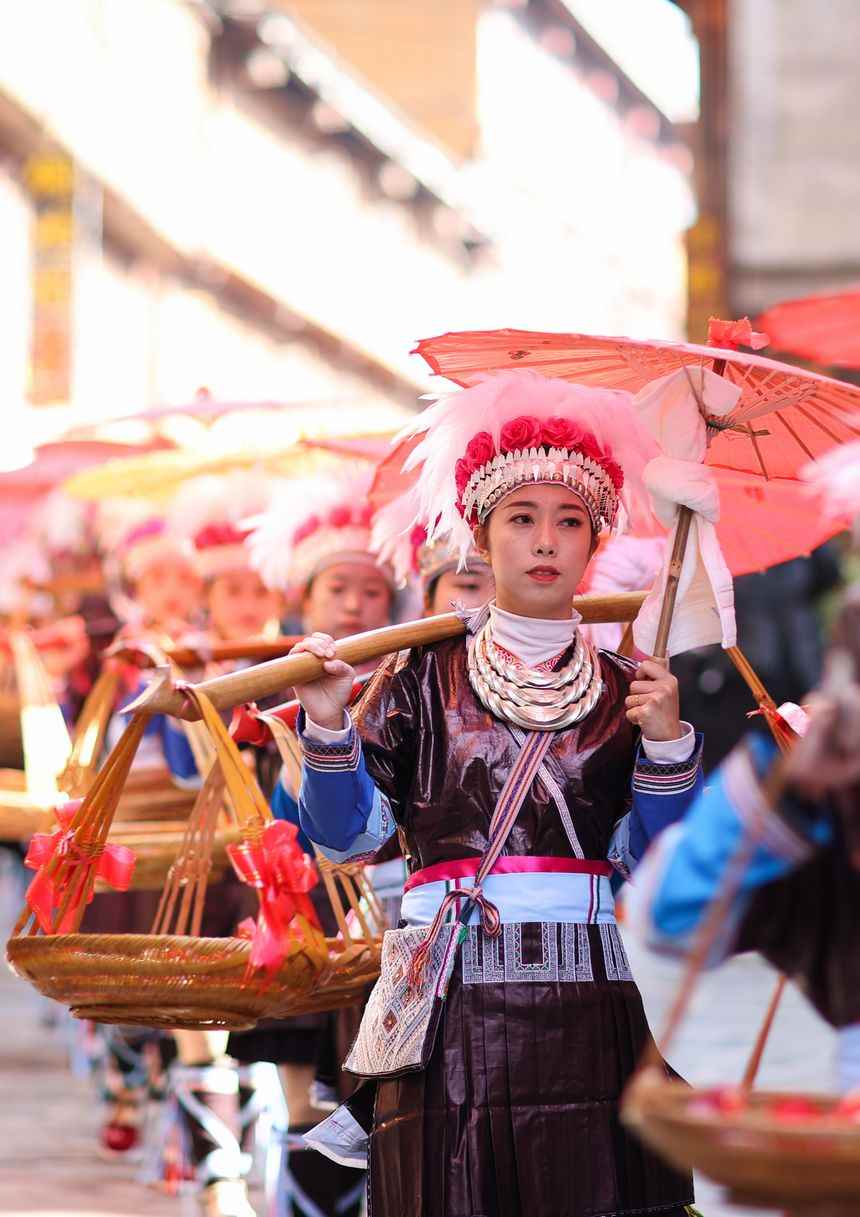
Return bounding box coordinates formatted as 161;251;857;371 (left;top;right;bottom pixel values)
355;640;639;872
370;929;692;1217
353;640;693;1217
736;819;860;1027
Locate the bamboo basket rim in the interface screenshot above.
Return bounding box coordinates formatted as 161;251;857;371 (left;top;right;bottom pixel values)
622;1069;860;1206
6;929;327;1030
6;925;380;1025
626;1075;860;1144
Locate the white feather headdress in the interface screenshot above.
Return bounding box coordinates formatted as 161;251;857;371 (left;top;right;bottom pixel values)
248;474;391;595
370;492;488;588
167;472;282;577
802;439;860;528
374;370;658;570
31;491;95;557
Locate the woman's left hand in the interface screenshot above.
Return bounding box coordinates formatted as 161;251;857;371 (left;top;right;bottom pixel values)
624;657;683;742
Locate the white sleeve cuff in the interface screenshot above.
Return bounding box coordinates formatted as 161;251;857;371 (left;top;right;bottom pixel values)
641;721;695;764
303;710;352;744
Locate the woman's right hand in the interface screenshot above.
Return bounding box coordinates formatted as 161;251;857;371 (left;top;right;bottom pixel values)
290;632;356;732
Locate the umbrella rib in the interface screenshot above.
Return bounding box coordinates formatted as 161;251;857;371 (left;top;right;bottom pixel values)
793;404;844;444
772;411;816;461
746;424;770;480
815;402;860;437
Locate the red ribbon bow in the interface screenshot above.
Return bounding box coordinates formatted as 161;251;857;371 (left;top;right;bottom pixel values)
707;316;769;351
24;801;136;933
228;820;320;973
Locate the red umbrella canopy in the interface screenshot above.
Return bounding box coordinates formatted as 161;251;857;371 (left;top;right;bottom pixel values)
756;289;860;370
709;468;848;575
369;438;847;580
412;328;860;482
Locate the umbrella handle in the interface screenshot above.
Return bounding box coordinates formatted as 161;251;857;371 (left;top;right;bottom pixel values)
648;347;730;660
651;505;694;660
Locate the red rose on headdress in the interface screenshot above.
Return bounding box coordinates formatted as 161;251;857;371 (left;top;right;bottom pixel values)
293;514;320;545
540;417;583;451
358;503;374;527
455;458;471;497
574;433;601;462
409;524;428;573
602;457;624;491
464;431;496;472
329;504;352;527
499;416;543;454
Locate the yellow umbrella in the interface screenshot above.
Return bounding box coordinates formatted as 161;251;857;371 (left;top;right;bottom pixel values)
63;411;404;502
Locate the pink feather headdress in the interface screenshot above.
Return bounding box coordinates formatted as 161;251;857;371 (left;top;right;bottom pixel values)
248;476;393;597
373;370;657;570
168;473;277;579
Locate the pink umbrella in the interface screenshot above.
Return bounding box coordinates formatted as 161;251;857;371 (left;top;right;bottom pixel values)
756;289;860;370
0;439;172;546
368;435;847;580
64;396;356;442
398;326;860;657
412;327;860;482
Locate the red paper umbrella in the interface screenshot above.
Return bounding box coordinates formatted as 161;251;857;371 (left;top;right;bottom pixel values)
368;441;847;581
382;325;860;659
412;327;860;482
708;468;848;575
756;289;860;370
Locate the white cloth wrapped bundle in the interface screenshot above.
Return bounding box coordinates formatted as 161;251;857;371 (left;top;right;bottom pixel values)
632;366;740;657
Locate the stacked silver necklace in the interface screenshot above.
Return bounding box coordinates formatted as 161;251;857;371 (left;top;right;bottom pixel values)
466;617;603;730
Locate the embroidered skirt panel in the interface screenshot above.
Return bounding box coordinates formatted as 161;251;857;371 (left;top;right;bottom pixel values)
368;922;693;1217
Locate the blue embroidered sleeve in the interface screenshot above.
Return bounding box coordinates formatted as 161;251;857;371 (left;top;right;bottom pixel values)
271;778;314;855
156;715;200;787
628;733;833;956
107;681;199;788
608;733;705;878
296;709;396;864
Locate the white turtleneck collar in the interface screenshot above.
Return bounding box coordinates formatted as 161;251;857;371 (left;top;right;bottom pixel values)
488;603;582;668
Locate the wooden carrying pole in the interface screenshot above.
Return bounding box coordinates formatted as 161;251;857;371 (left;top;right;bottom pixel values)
110;637;303;669
126;591;648;722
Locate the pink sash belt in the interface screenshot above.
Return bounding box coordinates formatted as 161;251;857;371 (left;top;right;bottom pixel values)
404;855;613;893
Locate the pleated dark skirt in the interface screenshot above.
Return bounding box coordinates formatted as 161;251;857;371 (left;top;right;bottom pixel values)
368;922;692;1217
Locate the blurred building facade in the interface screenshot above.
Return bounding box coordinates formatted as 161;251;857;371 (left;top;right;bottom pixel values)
0;0;693;438
681;0;860;324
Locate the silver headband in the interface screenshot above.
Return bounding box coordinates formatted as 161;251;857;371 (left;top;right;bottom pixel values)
461;446;619;533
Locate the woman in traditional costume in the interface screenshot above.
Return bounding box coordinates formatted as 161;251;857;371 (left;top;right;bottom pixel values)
101;511;204;780
155;476;283;1217
87;510;203;1160
290;370;705;1217
229;479;397;1217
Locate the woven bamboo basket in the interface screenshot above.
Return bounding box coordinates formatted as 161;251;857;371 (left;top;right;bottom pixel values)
266;855;385;1018
624;1068;860;1209
58;662;211;887
619;659;860;1216
246;709;386;1018
95;819;241;892
7;931;320;1030
0;688;22;769
6;695;331;1030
